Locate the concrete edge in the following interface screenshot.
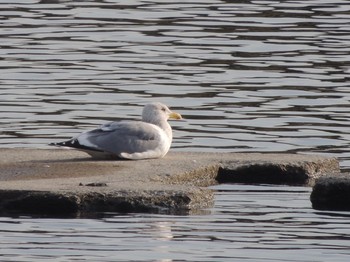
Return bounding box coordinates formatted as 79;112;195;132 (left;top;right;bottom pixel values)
217;157;340;185
0;187;214;216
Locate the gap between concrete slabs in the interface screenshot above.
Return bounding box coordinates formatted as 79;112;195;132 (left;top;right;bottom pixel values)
0;149;340;216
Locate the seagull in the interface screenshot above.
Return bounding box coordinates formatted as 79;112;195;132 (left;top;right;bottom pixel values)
50;102;182;160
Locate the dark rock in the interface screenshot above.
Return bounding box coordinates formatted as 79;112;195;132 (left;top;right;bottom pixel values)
311;174;350;211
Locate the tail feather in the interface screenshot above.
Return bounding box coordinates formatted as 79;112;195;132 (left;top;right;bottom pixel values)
49;139;102;152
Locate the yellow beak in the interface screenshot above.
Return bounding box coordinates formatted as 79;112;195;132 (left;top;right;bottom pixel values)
168;111;182;120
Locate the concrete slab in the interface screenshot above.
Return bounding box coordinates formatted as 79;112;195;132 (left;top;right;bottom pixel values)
0;149;340;216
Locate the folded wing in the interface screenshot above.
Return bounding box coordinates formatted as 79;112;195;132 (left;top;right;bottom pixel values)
56;121;163;158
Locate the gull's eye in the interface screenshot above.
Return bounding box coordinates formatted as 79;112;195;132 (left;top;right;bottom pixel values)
161;107;166;112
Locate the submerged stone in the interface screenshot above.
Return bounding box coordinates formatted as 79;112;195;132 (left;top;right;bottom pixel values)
311;175;350;211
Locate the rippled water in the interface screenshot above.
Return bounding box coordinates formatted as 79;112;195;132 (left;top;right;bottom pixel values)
0;185;350;262
2;0;350;166
1;0;350;261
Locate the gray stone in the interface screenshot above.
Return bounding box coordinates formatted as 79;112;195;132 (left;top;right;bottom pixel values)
0;149;340;216
311;174;350;211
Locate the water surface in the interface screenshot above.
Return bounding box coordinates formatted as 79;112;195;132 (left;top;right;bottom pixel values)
1;0;350;261
1;185;350;262
1;0;350;167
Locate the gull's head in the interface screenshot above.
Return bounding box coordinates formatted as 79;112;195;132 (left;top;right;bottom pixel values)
142;102;182;124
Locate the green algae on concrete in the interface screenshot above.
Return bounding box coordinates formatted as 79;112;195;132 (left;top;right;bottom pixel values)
0;149;340;216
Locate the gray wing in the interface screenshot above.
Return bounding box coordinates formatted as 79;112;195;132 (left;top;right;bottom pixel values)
77;121;162;156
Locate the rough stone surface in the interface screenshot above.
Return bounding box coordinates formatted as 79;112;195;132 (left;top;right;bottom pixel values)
0;148;340;216
311;174;350;211
217;157;339;185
